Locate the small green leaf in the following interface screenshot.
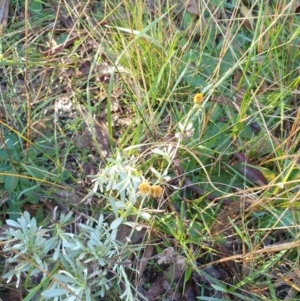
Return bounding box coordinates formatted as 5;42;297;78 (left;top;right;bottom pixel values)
0;164;10;183
5;169;19;193
30;0;43;12
35;206;44;223
7;194;22;220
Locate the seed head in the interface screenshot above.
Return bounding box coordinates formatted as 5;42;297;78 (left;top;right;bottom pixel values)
150;185;163;198
138;182;152;195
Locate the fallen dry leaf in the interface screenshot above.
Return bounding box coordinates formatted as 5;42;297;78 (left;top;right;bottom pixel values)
185;0;200;16
157;247;185;266
116;224;146;244
8;285;23;301
239;3;254;29
144;261;185;301
183;276;199;301
234;152;268;187
144;247;186;301
78;120;112;160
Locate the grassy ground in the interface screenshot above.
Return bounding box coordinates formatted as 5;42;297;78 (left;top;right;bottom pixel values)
0;0;300;300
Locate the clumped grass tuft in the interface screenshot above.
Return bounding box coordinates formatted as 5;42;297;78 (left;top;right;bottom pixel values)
0;0;299;300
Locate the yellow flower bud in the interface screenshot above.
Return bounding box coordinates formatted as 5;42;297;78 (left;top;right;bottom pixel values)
193;93;203;105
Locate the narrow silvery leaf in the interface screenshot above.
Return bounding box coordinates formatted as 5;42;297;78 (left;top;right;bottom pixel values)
60;211;73;224
150;167;162;178
141;212;151;220
41;288;69;298
108;196;119;217
34;253;42;265
110;228;117;241
178;122;185;132
11;243;25;250
55;271;77;284
23;211;31;223
5;219;21;228
53;241;61;261
110;217;123;230
115;201;127;209
186;122;193;130
152;147;166;156
66;296;77;301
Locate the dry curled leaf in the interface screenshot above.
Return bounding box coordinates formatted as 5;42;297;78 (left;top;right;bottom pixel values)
157;247;185;266
185;0;199;16
116;224;146;244
235;152;268;187
239;3;254;29
144;247;186;301
183;277;198;301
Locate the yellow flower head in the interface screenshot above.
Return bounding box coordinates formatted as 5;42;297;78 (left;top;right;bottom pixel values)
193;93;203;105
138;182;152;195
150;185;163;198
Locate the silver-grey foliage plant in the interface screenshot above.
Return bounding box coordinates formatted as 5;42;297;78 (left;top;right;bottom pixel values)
1;211;140;301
